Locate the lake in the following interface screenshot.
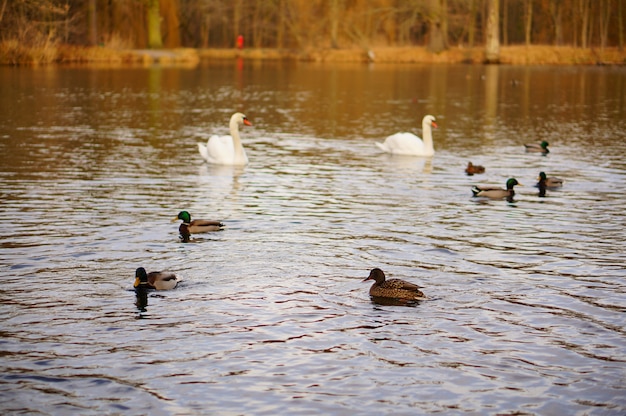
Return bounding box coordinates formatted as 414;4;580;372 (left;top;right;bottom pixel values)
1;60;625;415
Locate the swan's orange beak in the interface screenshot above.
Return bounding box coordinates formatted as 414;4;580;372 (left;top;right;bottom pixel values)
243;118;252;126
431;121;438;129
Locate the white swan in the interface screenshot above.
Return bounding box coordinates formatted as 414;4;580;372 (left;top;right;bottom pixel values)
198;113;252;165
376;115;438;156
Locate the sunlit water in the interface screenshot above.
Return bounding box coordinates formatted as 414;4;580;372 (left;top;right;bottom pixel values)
1;62;625;415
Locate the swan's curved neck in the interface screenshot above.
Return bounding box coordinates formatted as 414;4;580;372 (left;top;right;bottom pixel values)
421;120;434;154
229;119;245;162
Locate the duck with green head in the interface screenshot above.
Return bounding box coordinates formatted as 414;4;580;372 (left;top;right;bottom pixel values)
363;268;426;301
524;140;549;154
536;172;563;189
134;267;180;291
472;178;521;200
173;211;224;241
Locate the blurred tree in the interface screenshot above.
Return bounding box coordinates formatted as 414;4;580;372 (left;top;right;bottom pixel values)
485;0;500;62
1;0;625;52
524;0;533;46
161;0;181;48
330;0;340;48
617;0;624;51
147;0;163;48
550;0;564;45
87;0;97;45
427;0;448;52
468;0;477;47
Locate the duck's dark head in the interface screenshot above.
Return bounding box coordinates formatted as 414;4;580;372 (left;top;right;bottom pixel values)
176;211;191;224
506;178;521;190
134;267;149;288
540;141;549;149
363;268;386;284
538;172;547;181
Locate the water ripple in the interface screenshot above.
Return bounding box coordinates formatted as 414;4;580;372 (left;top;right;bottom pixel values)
1;64;625;415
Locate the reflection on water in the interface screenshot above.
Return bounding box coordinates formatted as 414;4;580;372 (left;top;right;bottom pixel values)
0;63;625;415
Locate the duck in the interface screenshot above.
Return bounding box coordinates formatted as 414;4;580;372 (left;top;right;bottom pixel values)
363;268;426;300
173;211;224;239
198;112;252;165
472;178;521;199
375;115;438;156
524;140;549;154
134;267;181;291
536;172;563;189
465;161;485;175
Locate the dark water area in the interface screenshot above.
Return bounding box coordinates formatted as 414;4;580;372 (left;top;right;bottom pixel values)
1;61;625;415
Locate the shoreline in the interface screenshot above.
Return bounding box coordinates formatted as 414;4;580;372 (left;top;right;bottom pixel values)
2;44;625;66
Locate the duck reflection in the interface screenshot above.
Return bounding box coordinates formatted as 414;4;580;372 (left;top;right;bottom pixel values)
538;185;547;198
370;296;422;307
135;281;149;312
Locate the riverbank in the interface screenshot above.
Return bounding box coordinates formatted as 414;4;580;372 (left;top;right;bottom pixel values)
1;41;624;66
201;45;626;65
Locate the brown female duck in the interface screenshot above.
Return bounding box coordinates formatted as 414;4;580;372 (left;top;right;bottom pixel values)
363;268;426;300
465;162;485;175
134;267;180;290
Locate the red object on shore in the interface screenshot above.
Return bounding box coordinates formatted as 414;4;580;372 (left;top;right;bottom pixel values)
236;35;244;49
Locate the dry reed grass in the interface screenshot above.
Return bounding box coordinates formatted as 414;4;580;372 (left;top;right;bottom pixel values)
1;43;624;66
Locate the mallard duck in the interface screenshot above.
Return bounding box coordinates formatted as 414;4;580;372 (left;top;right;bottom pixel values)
472;178;521;199
524;140;549;154
536;172;563;189
363;268;426;300
134;267;180;291
174;211;224;239
465;161;485;175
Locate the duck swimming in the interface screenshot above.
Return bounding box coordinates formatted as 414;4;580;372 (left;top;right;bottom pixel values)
134;267;180;291
174;211;224;240
363;268;426;300
465;161;485;175
524;140;549;154
536;172;563;189
472;178;521;200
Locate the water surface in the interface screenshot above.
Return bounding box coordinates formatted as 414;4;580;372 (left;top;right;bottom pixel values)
1;62;625;415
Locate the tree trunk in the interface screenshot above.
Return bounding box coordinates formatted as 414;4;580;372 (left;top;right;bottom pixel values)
550;0;563;45
147;0;163;48
468;0;477;47
485;0;500;63
233;0;242;47
162;0;181;48
617;0;624;51
427;0;448;53
330;0;340;48
580;0;590;48
87;0;97;45
599;0;611;49
524;0;532;46
502;0;508;45
277;0;285;48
